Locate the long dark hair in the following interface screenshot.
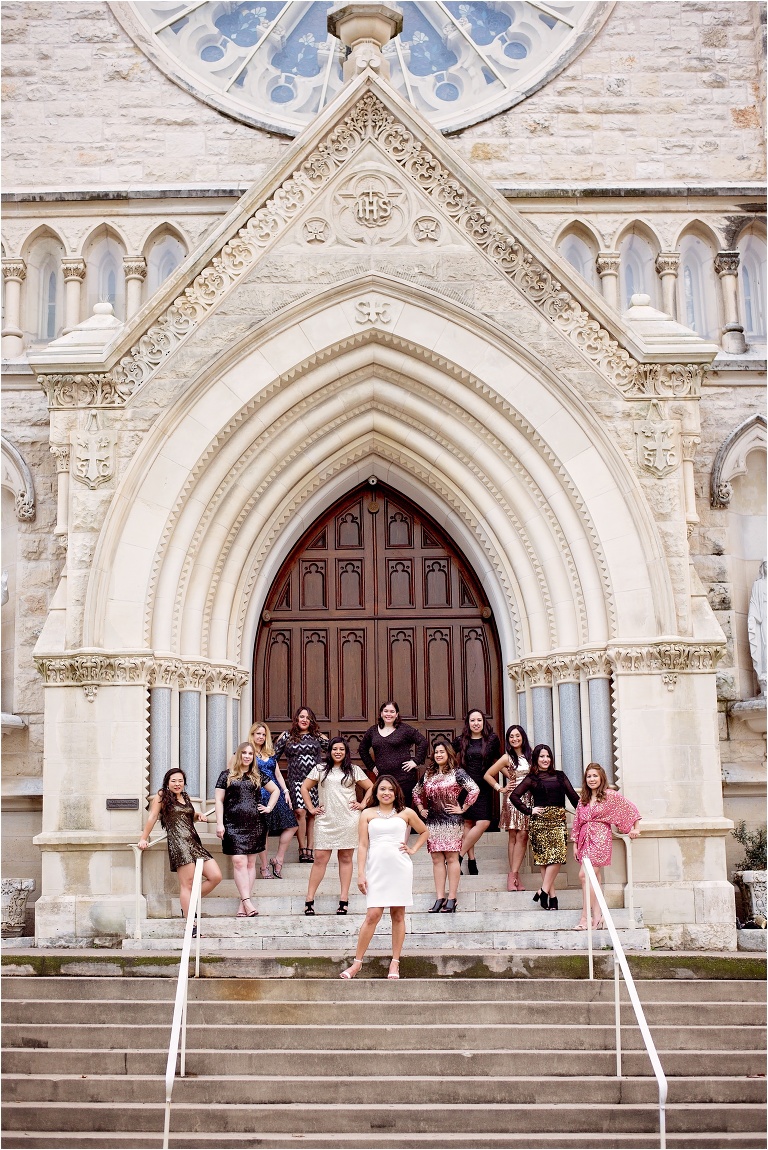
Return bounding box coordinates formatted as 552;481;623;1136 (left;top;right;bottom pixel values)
321;736;355;787
425;738;458;778
368;773;405;812
377;700;402;729
157;768;191;829
505;724;532;768
289;705;320;743
458;708;494;763
531;743;556;775
580;762;609;805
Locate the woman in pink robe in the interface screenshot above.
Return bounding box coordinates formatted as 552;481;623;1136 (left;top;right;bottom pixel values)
571;764;641;930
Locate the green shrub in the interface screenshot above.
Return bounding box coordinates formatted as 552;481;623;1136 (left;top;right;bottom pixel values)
731;821;768;871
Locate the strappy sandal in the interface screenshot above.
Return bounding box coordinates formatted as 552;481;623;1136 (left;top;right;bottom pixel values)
260;866;273;880
387;958;400;980
237;899;258;918
269;856;283;879
304;900;316;916
340;958;362;979
336;900;349;915
299;848;312;863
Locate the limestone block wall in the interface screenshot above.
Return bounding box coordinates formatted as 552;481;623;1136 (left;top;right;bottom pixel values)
1;2;764;189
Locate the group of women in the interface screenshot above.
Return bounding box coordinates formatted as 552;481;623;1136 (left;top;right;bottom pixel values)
138;701;641;970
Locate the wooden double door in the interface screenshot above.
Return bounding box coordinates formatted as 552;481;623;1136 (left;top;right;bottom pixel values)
253;483;503;760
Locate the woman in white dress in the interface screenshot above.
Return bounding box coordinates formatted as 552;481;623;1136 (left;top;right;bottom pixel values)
301;737;373;916
340;774;428;981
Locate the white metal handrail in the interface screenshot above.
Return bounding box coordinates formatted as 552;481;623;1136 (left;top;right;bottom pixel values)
583;855;667;1150
162;855;204;1150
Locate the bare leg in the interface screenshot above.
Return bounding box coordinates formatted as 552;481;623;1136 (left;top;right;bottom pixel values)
462;820;491;858
354;907;384;960
200;858;222;897
295;809;307;853
590;867;604;927
390;906;406;959
577;865;589;929
511;830;528;876
431;851;447;899
306;849;331;901
178;858;221;915
232;854;255;912
337;849;354;901
274;826;297;866
542;863;561;896
507;830;517;872
445;851;461;899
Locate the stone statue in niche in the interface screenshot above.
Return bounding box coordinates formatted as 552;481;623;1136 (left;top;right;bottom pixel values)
748;561;767;697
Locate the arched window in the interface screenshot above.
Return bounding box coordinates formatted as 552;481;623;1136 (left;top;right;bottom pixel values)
22;234;65;345
619;233;658;310
42;262;58;340
146;233;187;297
558;232;597;289
678;234;718;341
739;233;766;342
85;232;126;320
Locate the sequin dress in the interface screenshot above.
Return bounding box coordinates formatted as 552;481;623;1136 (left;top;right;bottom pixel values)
273;730;329;811
215;770;267;856
412;769;480;853
498;756;532;832
256;755;298;836
571;791;641;867
163;797;212;873
511;770;580;866
305;764;369;849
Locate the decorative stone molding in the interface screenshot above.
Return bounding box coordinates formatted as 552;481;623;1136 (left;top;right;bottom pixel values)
33;90;711;407
607;641;725;674
634;399;679;478
354;297;392;324
34;652;250;698
655;253;681;278
50;444;71;474
1;435;36;522
548;654;581;684
575;649;612;679
681;434;700;464
71;412;116;490
1;260;26;284
413;216;441;243
61;259;86;283
303;218;329;244
714;251;741;278
661;672;678;691
123;257;147;282
710;413;767;509
595;252;621;278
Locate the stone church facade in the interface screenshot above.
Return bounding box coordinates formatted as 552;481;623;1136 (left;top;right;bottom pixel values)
1;1;765;948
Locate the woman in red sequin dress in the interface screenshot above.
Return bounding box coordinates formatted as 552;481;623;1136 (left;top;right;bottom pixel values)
413;740;479;914
571;763;641;930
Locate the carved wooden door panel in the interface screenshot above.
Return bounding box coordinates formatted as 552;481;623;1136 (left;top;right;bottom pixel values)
253;484;503;762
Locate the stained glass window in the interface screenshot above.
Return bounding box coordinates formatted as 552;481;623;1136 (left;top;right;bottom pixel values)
114;2;608;135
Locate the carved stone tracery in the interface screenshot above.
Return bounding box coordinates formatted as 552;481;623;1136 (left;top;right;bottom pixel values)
508;641;724;685
35;653;251;699
35;90;708;408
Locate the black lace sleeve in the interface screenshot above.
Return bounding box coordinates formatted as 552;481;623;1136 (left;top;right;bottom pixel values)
510;772;534;815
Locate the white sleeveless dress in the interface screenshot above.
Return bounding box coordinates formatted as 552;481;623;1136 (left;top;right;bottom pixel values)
365;814;413;909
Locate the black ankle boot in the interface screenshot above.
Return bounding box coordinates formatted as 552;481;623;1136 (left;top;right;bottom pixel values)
539;891;549;910
548;896;559;911
467;859;479;876
429;898;446;913
441;898;458;913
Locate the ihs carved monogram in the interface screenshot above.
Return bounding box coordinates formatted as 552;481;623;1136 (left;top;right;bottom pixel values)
72;412;116;490
634;400;679;478
334;170;408;245
355;188;392;226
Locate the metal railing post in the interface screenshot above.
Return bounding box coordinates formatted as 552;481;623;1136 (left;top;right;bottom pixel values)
163;856;204;1150
586;877;593;980
614;951;622;1078
131;845;143;940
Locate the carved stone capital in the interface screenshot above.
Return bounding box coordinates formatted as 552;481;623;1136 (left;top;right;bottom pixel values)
625;363;705;398
1;259;26;283
522;658;553;689
35;652;250;695
41;372;131;409
507;663;526;690
61;259;86;283
681;434;700;463
50;444;71;474
595;252;621;277
655;252;680;277
607;641;725;675
206;665;238;694
123;256;147;282
548;654;580;684
575;650;612;679
714;250;740;278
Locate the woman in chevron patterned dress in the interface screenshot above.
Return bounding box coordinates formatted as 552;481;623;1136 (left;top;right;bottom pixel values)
273;706;329;863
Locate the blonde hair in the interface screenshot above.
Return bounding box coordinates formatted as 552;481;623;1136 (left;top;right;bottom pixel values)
227;741;262;787
249;721;275;759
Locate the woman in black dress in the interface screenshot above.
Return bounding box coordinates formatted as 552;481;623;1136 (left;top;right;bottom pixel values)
215;742;279;917
452;709;501;875
274;706;329;863
358;700;428;809
138;768;222;920
509;743;580;912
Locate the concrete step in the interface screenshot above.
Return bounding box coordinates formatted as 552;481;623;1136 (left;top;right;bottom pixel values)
3;1134;767;1150
3;975;764;1002
3;1100;765;1135
121;926;652;951
4;1022;764;1051
3;1073;765;1106
175;887;628;913
7;997;764;1029
3;1048;763;1080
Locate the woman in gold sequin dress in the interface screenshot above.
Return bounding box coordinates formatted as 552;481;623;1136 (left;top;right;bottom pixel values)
139;768;222;919
509;744;579;913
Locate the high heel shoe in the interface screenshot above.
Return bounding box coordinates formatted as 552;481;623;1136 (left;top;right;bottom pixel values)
532;890;541;903
340;958;363;979
269;856;283;879
467;859;479;876
547;896;559;911
387;958;400;980
441;898;458;913
336;900;349;915
260;866;273;880
304;900;315;916
539;891;549;910
428;898;446;913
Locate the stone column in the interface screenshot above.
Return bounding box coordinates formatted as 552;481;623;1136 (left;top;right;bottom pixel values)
578;650;614;781
1;259;26;359
714;251;747;354
327;3;403;81
123;257;147;319
681;434;701;529
149;686;172;795
50;445;71;538
596;252;621;311
525;660;554;748
206;693;228;800
179;691;201;797
552;657;583;789
61;258;86;335
655;252;680;320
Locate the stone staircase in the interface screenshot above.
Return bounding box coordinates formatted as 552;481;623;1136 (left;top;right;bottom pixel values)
124;831;650;952
2;972;765;1148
